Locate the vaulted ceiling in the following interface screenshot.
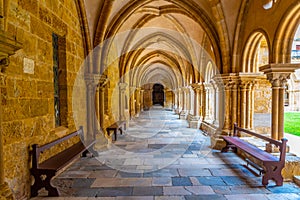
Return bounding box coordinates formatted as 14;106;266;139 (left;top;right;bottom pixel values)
83;0;243;89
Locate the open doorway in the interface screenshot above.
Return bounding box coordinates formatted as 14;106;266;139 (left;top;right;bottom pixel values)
152;84;164;106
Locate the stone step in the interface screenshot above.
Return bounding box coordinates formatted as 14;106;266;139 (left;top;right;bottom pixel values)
294;176;300;186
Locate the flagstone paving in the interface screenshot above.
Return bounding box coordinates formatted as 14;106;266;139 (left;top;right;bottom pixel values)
32;107;300;200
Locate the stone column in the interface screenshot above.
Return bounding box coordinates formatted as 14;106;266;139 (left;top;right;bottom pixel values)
210;80;217;124
119;82;127;121
239;82;247;129
129;86;136;118
210;75;226;149
0;73;5;186
98;76;108;130
189;83;202;128
85;74;101;140
140;89;144;111
135;87;141;116
238;73;261;131
174;89;178;113
260;64;299;141
180;87;187;119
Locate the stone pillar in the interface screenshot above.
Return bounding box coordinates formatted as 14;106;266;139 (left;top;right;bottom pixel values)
210;80;217;124
98;76;108;130
130;86;136;118
140;89;144;111
180;87;187;119
119;82;127;120
135;88;141;116
0;73;5;186
85;74;101;140
189;83;202;128
260;64;299;141
210;76;225;149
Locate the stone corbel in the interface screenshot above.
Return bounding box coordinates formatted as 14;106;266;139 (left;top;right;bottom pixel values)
0;30;22;72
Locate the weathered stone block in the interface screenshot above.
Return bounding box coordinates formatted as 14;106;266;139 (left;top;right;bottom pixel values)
37;39;52;64
30;16;52;42
18;0;38;15
39;6;52;26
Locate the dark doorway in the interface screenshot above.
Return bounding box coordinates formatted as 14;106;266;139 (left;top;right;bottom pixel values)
152;84;164;106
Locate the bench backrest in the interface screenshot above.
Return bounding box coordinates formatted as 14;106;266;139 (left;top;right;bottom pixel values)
233;123;287;162
31;126;84;169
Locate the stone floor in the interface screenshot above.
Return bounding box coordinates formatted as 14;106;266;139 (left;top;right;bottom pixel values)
32;106;300;200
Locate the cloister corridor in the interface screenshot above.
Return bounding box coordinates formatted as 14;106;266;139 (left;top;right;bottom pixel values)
30;106;300;199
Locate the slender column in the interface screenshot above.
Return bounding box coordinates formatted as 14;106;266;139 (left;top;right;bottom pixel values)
240;83;247;128
250;83;255;129
174;89;178;111
246;83;253;129
119;82;127;120
210;80;217;124
177;89;181;112
135;88;141;115
223;83;232;131
85;74;101;140
130;87;136;118
98;76;108;129
95;87;100;130
192;84;200;117
140;89;144;111
0;73;4;185
231;83;238;129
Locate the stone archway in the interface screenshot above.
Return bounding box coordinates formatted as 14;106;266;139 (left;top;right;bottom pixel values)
152;84;164;106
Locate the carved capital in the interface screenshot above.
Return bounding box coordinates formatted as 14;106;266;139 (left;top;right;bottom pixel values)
119;82;127;92
191;83;203;92
259;63;300;88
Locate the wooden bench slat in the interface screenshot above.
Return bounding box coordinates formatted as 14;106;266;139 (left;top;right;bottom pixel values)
222;136;278;162
38;140;94;171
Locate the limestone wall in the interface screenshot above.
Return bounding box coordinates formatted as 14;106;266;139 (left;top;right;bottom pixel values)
2;0;86;198
254;79;272;113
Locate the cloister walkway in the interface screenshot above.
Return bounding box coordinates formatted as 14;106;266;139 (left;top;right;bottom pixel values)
33;106;300;199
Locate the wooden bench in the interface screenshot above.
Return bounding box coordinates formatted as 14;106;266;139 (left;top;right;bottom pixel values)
106;120;126;141
221;123;287;186
30;126;95;197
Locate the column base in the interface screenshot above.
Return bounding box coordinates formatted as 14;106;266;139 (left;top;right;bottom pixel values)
210;136;226;150
0;182;14;200
266;143;290;153
179;111;187;119
188;115;201;129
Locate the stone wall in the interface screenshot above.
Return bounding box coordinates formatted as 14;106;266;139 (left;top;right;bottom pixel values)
2;0;86;198
254;79;272;114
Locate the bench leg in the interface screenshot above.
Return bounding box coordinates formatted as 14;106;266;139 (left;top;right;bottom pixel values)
31;171;43;197
45;171;59;196
262;162;284;186
31;170;59;197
